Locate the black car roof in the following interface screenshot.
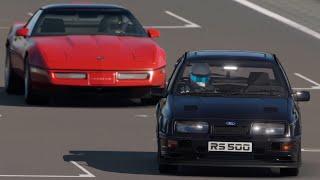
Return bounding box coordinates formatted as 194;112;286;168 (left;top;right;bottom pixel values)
186;50;275;62
41;3;126;10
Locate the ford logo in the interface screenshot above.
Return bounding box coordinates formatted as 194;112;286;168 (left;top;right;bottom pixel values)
225;121;237;126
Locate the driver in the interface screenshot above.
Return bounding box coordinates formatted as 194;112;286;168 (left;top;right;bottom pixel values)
179;63;214;93
190;63;211;88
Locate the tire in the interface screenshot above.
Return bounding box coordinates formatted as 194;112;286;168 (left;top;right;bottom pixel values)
280;168;299;176
4;50;22;94
158;164;178;174
157;138;178;174
24;59;49;105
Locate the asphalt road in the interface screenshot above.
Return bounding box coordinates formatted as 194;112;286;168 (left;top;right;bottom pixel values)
0;0;320;179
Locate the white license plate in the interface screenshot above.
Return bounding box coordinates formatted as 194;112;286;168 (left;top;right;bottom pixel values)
208;141;252;152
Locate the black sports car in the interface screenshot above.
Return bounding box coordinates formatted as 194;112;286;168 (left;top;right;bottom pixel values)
152;50;310;176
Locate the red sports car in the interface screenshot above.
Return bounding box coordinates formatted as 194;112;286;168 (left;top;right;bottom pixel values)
5;4;166;104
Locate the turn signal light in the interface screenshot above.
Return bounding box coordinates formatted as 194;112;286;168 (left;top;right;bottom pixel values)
281;142;294;152
167;140;178;149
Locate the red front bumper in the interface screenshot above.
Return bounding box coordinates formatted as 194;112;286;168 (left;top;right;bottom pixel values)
31;67;166;88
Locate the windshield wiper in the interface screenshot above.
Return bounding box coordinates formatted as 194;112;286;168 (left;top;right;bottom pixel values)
239;89;282;96
179;91;226;97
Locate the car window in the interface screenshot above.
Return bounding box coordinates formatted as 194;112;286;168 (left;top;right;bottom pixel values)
174;60;288;97
32;9;147;37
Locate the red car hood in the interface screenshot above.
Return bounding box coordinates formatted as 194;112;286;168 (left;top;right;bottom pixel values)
33;35;164;70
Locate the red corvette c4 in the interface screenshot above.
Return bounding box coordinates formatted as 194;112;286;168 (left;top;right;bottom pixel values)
5;4;166;104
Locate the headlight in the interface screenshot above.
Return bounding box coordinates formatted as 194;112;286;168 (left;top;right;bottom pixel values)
54;73;87;79
251;123;285;135
175;121;209;134
117;73;150;80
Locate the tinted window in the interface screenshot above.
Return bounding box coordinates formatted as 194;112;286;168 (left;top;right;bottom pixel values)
174;59;288;97
32;9;147;37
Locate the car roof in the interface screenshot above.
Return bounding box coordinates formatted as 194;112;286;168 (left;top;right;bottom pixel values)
41;3;126;10
186;50;275;62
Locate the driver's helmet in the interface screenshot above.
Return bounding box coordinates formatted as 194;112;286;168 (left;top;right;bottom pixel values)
190;63;211;88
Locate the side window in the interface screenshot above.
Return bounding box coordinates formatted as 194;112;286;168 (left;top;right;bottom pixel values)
274;55;292;92
167;54;185;92
26;10;43;35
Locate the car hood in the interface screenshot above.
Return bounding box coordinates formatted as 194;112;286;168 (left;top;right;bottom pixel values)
172;96;289;120
33;35;163;70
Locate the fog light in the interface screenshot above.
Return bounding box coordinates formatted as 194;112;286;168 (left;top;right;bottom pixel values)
281;142;294;152
54;73;87;79
117;73;149;80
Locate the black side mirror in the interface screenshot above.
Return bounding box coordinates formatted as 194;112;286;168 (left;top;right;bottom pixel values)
150;87;167;97
293;91;310;102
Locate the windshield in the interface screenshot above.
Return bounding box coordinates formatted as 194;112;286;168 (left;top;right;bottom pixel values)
32;9;147;37
174;60;288;97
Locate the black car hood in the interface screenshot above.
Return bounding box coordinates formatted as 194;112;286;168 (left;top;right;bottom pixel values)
173;96;288;120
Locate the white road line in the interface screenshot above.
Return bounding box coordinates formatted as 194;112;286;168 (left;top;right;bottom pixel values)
0;161;95;178
27;12;33;17
233;0;320;40
70;161;95;178
144;10;201;29
293;73;320;90
302;148;320;153
165;11;201;28
294;73;320;87
0;27;9;30
135;114;149;118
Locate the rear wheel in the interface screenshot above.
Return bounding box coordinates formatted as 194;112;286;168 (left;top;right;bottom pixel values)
24;59;49;105
5;51;22;94
280;168;299;176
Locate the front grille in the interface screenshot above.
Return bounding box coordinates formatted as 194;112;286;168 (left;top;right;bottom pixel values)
214;126;249;136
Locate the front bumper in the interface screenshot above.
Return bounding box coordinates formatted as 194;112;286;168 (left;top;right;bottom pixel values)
159;136;301;168
29;68;165;97
30;68;166;87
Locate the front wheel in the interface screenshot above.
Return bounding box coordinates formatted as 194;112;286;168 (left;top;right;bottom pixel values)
280;168;299;176
5;51;22;94
24;60;49;105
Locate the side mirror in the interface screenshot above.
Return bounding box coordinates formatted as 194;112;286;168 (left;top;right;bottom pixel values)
146;28;160;38
150;87;167;97
16;27;29;37
293;91;310;102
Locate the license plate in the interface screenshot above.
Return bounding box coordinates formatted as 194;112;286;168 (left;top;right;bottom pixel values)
208;141;252;152
89;72;115;85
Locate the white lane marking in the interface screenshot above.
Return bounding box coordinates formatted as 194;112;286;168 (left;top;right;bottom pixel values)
0;161;95;178
302;148;320;153
233;0;320;40
27;12;33;17
70;161;95;178
293;73;320;90
135;114;149;118
294;73;320;87
0;114;2;118
165;11;201;28
144;10;201;29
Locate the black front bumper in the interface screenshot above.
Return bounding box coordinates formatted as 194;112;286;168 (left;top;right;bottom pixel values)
159;136;301;168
